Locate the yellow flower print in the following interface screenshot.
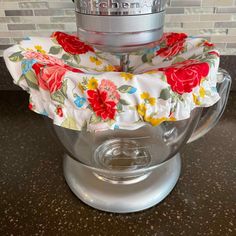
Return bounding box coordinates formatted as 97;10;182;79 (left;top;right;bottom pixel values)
141;92;150;100
146;116;166;126
34;45;46;54
87;77;98;90
137;104;147;117
145;70;157;74
143;115;151;123
199;87;206;98
145;116;176;126
120;72;133;81
140;92;156;106
148;97;156;106
104;65;116;72
90;56;102;66
193;94;201;106
167;117;176;122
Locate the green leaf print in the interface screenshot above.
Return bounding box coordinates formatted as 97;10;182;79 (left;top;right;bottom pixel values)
141;53;154;63
116;102;123;112
127;66;135;73
188;54;197;60
172;56;185;64
119;99;130;106
51;37;59;45
9;51;23;62
51;90;65;104
67;61;81;69
142;55;148;63
61;81;68;98
159;88;171;100
24;70;39;90
49;46;62;55
107;119;116;126
62;53;71;61
159;42;166;48
160;74;167;82
118;85;137;94
61;117;77;130
90;114;102;124
73;54;81;64
17;74;26;84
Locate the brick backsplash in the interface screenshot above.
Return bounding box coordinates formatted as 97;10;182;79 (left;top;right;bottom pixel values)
0;0;236;55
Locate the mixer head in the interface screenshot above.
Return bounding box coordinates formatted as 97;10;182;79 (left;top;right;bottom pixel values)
75;0;167;53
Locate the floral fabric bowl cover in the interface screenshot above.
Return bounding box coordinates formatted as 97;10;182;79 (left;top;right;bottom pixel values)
4;32;221;132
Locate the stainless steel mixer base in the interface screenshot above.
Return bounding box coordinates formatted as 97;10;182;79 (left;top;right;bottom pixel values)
63;154;181;213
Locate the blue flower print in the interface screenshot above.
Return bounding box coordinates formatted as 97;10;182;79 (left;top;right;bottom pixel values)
74;96;86;108
128;87;137;94
23;36;31;40
22;59;37;75
40;110;49;116
114;124;119;130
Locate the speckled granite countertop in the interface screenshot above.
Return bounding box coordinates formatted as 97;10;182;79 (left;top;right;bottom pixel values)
0;91;235;236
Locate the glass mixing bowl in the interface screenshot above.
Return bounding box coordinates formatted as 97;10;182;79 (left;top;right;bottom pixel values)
45;69;231;212
46;69;230;183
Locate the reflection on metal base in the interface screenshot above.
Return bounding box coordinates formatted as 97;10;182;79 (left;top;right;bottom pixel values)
63;154;181;213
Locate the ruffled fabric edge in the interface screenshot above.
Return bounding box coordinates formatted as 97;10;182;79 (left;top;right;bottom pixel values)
3;33;221;132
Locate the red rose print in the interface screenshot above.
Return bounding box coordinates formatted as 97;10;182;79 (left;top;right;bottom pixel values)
87;89;117;120
165;33;187;47
156;42;185;59
33;64;66;93
204;41;215;47
64;64;83;73
156;33;187;59
51;31;94;55
208;51;220;57
32;62;82;93
159;59;210;94
28;103;33;110
99;79;120;103
56;107;63;117
32;62;44;75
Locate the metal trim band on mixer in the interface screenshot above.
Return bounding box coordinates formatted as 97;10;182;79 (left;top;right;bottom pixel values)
75;0;166;15
77;27;164;52
76;11;165;32
75;0;167;53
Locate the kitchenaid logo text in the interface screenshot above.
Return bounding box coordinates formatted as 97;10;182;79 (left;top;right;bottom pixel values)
78;0;163;10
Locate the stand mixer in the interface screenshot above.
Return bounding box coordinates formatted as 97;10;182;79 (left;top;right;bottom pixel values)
2;0;231;213
41;0;229;213
75;0;166;71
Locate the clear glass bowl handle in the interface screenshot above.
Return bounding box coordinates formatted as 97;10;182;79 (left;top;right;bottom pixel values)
188;68;232;143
